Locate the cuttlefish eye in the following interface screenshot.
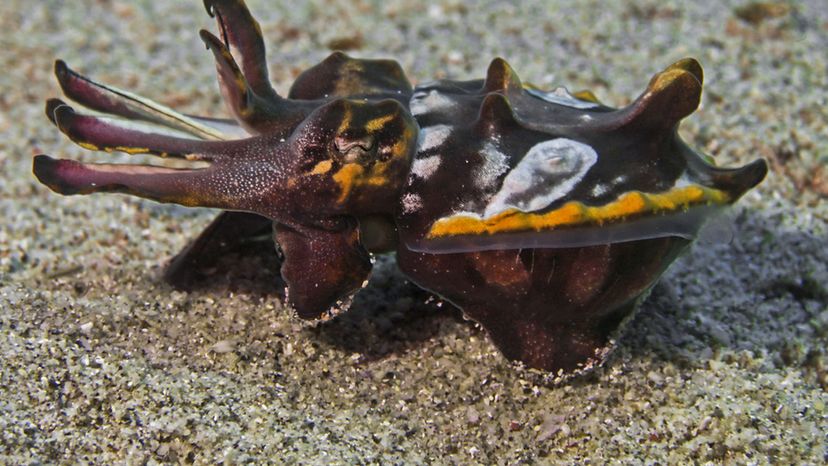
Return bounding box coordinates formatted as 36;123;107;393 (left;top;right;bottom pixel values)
325;98;416;165
290;98;417;210
334;134;375;164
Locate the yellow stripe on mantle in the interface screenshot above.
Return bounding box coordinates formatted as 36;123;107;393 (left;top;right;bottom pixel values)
426;185;731;239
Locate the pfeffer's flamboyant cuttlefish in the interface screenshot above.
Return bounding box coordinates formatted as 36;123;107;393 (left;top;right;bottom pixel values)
33;0;767;373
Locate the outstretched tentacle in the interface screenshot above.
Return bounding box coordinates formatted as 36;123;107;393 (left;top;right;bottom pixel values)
203;0;277;100
32;151;291;223
199;30;317;136
54;60;246;140
32;126;292;214
34;155;229;208
47;99;225;160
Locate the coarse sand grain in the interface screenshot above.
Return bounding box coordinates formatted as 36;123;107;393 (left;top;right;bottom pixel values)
1;1;826;464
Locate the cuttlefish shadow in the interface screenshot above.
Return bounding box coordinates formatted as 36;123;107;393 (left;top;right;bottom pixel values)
164;223;457;361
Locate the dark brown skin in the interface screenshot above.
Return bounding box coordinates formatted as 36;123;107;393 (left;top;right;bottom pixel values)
274;221;372;319
397;239;689;371
32;0;767;373
163;211;274;290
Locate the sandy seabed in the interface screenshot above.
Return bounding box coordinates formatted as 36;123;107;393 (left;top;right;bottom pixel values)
1;0;826;464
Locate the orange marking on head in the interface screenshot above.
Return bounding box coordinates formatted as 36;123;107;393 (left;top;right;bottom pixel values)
364;113;395;132
332;163;365;203
336;105;354;135
309;159;333;175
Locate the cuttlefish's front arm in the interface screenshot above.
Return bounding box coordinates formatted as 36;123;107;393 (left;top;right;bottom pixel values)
50;1;324;140
34;97;418;317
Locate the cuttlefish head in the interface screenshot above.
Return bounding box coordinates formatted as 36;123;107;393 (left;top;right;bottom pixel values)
34;97;417;226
